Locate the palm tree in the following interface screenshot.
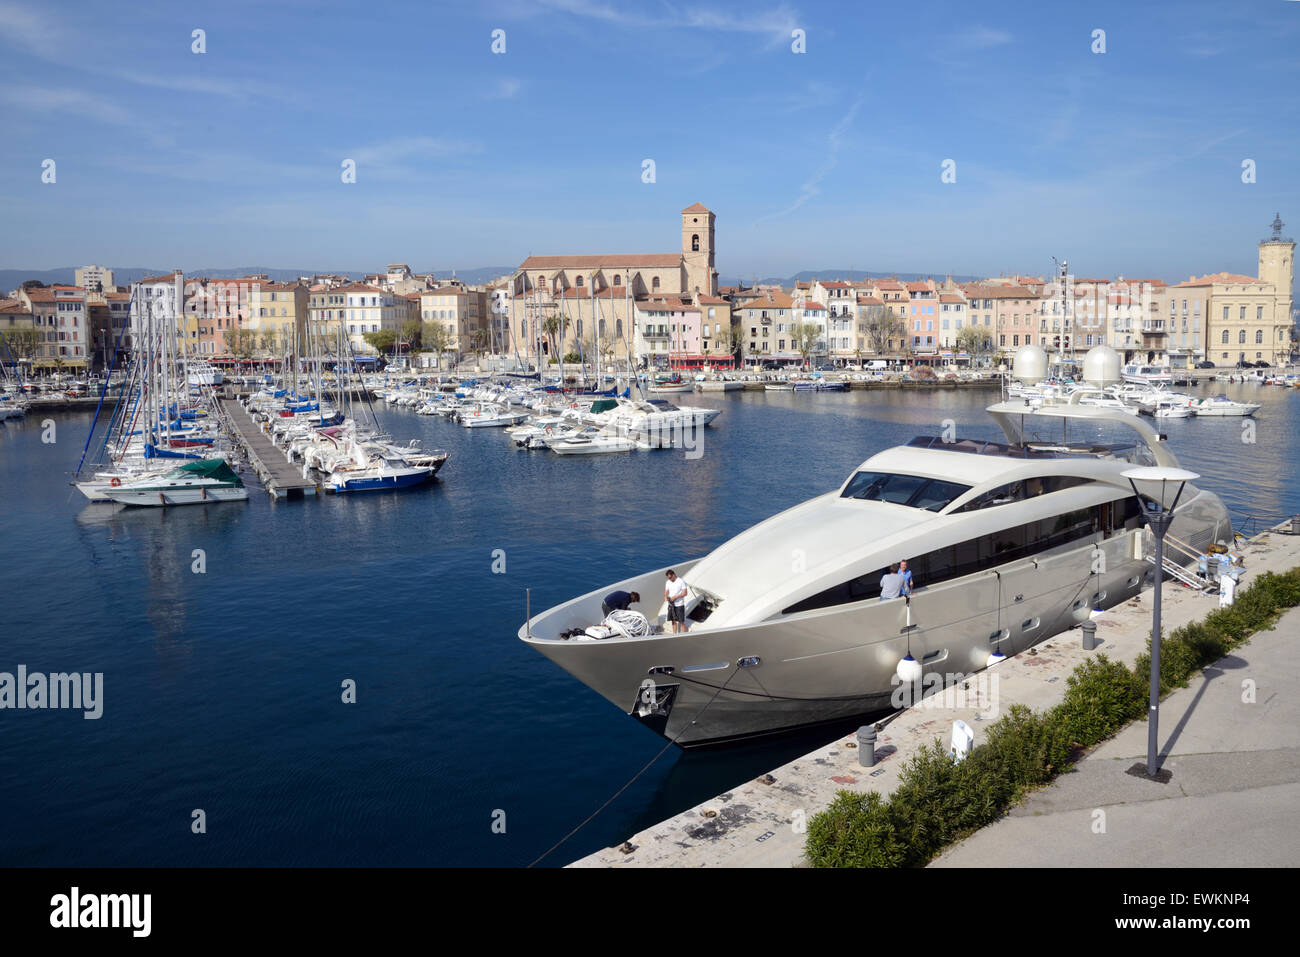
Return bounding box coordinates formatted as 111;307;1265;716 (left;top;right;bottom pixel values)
542;315;561;365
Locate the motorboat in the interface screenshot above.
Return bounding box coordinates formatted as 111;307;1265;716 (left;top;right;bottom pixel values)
1191;394;1261;417
588;396;721;447
519;346;1232;747
648;374;694;395
547;427;642;455
103;459;249;507
1148;397;1192;419
458;404;530;428
1121;363;1173;388
186;362;224;387
324;453;438;491
0;396;28;420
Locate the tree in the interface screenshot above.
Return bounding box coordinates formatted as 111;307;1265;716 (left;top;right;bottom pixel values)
467;329;488;369
711;322;736;361
226;327;255;359
423;322;453;367
542;315;561;362
362;329;396;354
400;319;423;354
0;328;41;362
955;325;994;364
792;321;822;367
862;308;906;356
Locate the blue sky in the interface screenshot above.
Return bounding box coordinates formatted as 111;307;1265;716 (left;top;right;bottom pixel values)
1;0;1297;286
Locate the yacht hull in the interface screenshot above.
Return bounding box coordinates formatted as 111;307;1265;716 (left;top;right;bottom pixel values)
521;502;1228;747
106;486;249;506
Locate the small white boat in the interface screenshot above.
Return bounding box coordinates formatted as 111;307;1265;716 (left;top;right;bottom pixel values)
1121;363;1173;388
1191;394;1261;417
764;382;795;392
1150;399;1192;419
103;459;249;507
459;404;530;428
186;362;224;387
648;375;693;395
548;427;641;454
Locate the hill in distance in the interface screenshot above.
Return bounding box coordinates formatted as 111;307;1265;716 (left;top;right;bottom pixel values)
0;265;518;292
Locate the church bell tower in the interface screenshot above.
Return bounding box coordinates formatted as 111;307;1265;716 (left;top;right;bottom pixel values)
681;203;716;296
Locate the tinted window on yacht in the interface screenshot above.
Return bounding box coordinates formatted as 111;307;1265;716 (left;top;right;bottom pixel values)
782;497;1133;616
840;472;971;511
953;475;1092;512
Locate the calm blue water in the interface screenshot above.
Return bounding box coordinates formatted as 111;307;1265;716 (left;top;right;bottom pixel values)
1;382;1296;866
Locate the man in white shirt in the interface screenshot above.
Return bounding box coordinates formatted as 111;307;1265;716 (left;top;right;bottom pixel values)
665;569;689;633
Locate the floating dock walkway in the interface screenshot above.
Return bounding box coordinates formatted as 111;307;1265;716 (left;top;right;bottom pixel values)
219;398;319;500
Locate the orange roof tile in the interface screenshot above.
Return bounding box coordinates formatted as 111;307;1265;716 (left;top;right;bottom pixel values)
520;254;681;270
1173;272;1261;287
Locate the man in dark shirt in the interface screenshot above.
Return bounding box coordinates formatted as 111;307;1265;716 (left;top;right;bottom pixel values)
602;590;640;617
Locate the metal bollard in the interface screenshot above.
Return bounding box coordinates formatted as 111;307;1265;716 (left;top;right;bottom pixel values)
1081;619;1098;651
1292;514;1300;536
857;725;877;767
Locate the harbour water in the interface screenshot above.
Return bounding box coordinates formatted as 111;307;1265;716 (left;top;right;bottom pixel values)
1;382;1297;866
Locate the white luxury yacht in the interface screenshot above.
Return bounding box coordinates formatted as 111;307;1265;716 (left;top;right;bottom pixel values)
519;346;1232;747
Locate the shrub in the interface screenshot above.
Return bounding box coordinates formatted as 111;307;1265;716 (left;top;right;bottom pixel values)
806;791;906;868
979;703;1073;790
804;564;1300;867
1056;654;1145;746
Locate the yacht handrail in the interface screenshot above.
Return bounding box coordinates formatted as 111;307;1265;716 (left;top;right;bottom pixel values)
1162;532;1206;564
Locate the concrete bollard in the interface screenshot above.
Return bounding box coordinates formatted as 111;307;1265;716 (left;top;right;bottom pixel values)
1081;619;1098;651
1292;514;1300;536
857;725;877;767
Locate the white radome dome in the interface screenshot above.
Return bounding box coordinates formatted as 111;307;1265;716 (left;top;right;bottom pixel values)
1012;344;1048;383
1082;345;1121;386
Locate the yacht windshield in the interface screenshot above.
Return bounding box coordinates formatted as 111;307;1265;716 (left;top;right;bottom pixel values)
840;471;971;511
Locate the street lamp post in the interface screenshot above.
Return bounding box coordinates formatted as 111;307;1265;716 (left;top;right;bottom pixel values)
1121;466;1200;778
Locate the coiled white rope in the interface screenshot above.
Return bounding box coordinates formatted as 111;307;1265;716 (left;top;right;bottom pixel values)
603;609;650;639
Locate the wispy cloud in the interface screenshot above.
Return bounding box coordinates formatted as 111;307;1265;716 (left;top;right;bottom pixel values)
0;0;288;102
484;76;522;100
959;26;1013;49
341;137;485;180
538;0;800;46
0;84;177;147
756;97;862;222
0;0;58;58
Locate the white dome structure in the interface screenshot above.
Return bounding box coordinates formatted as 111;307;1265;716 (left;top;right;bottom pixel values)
1012;344;1048;383
1082;345;1122;387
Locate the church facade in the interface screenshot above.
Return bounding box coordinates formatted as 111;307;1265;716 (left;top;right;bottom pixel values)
505;203;720;363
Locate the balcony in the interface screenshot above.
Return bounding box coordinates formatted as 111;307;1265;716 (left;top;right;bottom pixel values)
1140;323;1167;336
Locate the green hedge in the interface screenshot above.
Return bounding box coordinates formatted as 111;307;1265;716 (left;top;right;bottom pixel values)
806;566;1300;867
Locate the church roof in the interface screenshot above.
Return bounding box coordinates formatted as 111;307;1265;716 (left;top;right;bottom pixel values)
519;254;681;270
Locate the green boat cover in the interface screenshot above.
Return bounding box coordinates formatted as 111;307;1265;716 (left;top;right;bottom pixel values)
589;398;619;414
166;459;243;485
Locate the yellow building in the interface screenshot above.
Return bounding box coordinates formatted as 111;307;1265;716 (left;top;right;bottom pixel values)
247;282;309;356
1186;216;1295;366
0;297;37;365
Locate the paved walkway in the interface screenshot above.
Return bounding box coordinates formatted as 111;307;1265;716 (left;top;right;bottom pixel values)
931;603;1300;868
